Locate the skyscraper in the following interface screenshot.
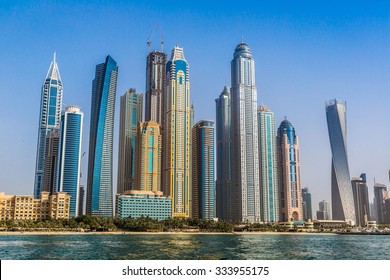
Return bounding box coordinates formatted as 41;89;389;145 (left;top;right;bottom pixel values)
42;131;60;194
117;89;143;193
325;99;355;224
34;53;62;198
145;50;167;124
134;121;161;192
257;105;279;222
277;119;303;221
192;120;215;220
230;42;260;223
351;174;370;227
86;55;118;217
301;187;312;221
162;46;192;218
373;183;388;224
317;200;331;220
58;105;84;218
215;86;231;221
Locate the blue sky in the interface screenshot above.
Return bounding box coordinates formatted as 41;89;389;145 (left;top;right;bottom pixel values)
1;1;390;215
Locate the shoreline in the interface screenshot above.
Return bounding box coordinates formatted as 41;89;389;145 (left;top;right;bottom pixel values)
0;230;335;236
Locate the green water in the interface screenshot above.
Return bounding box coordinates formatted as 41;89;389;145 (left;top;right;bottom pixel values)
0;233;389;260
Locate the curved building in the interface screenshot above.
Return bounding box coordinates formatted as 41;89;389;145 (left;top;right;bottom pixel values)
277;119;302;221
325;99;355;224
86;55;118;217
230;42;260;222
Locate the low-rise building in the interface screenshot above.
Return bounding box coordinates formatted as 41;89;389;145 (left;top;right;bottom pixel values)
115;190;172;220
0;192;70;221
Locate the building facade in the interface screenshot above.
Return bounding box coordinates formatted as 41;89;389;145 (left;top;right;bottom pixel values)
317;200;331;220
215;86;231;221
34;53;63;198
302;187;312;221
373;183;388;224
42;130;60;194
117;89;143;193
115;190;172;220
257;105;279;222
134;121;161;192
162;46;192;218
277;119;303;221
230;42;260;222
192;120;215;220
86;55;118;217
351;174;370;227
325;99;355;224
0;192;70;221
57;105;84;218
145;50;167;124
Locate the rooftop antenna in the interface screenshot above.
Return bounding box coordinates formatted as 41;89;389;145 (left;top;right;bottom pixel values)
53;50;56;63
160;25;164;52
241;35;244;43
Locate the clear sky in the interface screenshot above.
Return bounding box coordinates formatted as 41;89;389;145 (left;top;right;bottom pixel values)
1;1;390;216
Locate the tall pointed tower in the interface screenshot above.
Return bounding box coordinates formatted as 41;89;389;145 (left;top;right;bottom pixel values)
34;52;63;198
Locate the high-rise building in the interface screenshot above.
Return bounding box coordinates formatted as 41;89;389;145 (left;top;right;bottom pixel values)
86;55;118;217
134;121;161;192
230;42;260;223
215;86;231;220
257;105;279;222
162;46;192;218
78;185;85;216
117;89;143;193
351;174;370;227
317;200;331;220
192;120;215;220
302;187;312;221
277;119;303;221
42;130;60;194
57;105;84;218
145;50;167;124
34;53;63;198
325;99;355;224
373;183;388;224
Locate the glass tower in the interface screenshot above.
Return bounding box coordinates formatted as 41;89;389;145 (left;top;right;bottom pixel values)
162;46;192;218
302;187;312;221
230;42;260;222
192;120;215;220
257;105;279;222
145;50;167;124
277;119;303;221
34;53;62;198
351;174;370;227
58;105;84;218
86;55;118;217
117;89;143;193
215;86;231;220
325;99;355;224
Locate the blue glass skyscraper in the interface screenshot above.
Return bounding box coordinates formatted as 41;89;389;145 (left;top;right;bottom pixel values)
34;53;63;198
257;105;279;222
87;55;118;217
215;86;231;220
326;99;355;224
192;120;215;220
58;105;84;217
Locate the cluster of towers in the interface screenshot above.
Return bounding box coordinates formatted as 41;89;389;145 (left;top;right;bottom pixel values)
33;41;306;223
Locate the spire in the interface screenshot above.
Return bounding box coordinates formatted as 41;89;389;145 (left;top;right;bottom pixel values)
45;52;61;81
